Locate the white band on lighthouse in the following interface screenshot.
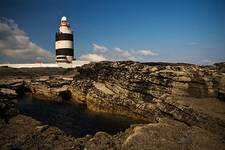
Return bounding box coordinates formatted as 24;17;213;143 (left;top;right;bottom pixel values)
55;40;73;49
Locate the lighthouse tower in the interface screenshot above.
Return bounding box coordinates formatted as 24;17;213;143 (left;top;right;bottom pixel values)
55;16;74;63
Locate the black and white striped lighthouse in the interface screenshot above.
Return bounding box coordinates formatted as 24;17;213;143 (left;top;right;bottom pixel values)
55;16;74;63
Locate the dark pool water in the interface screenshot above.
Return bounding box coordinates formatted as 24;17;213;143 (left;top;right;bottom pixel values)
18;97;143;138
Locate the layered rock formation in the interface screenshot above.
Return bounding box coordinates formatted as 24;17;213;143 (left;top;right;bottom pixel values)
0;62;225;149
70;62;225;138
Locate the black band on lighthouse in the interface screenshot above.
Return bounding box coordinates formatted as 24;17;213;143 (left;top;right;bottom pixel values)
55;33;73;41
56;49;74;56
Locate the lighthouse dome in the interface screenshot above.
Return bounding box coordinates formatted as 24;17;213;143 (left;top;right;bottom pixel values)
61;16;67;22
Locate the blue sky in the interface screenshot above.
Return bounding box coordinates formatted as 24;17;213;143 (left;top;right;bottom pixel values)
0;0;224;64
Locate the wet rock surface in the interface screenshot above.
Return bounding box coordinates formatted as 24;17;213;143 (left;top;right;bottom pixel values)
0;62;225;149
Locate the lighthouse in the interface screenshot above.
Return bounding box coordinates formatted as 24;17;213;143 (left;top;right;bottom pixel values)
55;16;74;63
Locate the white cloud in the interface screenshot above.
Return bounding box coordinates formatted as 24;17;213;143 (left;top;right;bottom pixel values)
134;50;158;56
113;48;158;61
79;43;158;62
113;48;136;60
79;43;108;62
0;18;53;63
79;53;107;62
92;43;108;54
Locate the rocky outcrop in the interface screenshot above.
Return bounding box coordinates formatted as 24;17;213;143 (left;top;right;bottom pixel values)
0;98;18;122
121;118;225;150
0;62;225;149
69;62;225;136
25;76;73;102
0;115;89;150
0;87;19;121
72;62;224;100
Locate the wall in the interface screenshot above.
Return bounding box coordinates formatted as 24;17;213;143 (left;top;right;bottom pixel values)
0;61;90;68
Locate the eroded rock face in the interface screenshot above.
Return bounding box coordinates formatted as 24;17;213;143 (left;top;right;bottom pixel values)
0;87;19;121
25;76;72;102
72;62;224;100
70;62;225;135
